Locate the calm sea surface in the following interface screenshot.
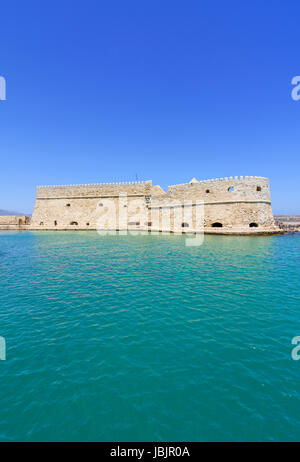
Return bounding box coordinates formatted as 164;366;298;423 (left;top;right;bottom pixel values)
0;231;300;441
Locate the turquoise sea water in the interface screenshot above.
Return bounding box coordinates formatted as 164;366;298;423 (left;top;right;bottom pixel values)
0;231;300;442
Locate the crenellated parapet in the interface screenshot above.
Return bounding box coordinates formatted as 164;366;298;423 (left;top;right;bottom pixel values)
168;176;271;203
168;175;266;188
37;180;153;198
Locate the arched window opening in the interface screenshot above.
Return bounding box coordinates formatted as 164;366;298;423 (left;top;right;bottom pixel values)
182;223;189;228
70;221;78;225
228;187;234;192
249;222;258;228
54;220;57;226
206;189;210;193
212;222;223;228
66;203;70;207
86;223;90;226
257;186;262;192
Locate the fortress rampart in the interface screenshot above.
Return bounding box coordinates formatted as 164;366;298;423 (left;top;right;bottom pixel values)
28;176;280;234
36;180;154;198
168;176;270;201
0;215;30;230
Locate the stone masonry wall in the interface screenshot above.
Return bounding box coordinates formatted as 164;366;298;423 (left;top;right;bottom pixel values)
0;215;30;225
31;181;154;230
30;176;279;234
36;181;153;199
168;176;270;202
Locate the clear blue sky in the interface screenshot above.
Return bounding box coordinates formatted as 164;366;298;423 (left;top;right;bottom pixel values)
0;0;299;214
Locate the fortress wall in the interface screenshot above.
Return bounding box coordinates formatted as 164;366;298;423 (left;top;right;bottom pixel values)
31;180;157;229
36;181;153;199
168;176;271;202
0;215;30;225
148;198;203;233
30;176;280;234
166;176;275;230
146;202;275;232
148;176;275;231
31;196;150;230
203;202;275;228
158;204;202;233
0;216;21;225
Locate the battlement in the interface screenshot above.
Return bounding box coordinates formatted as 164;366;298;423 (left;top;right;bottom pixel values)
37;180;153;198
167;176;271;203
38;180;151;188
168;176;268;189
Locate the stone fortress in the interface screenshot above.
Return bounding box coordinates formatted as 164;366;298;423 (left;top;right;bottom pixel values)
16;175;281;235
